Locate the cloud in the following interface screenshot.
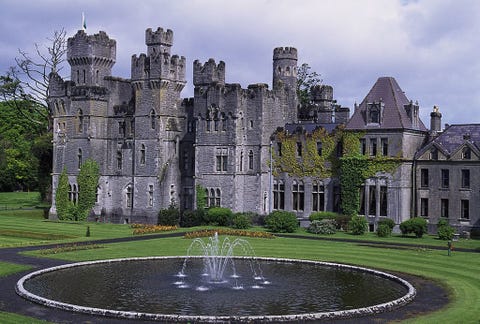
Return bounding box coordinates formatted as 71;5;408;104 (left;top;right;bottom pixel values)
1;0;479;126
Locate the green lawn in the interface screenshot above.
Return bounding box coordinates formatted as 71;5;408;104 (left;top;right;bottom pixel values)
0;192;46;209
0;261;31;277
21;235;480;324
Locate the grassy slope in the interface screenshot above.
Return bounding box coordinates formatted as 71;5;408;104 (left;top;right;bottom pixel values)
23;236;480;324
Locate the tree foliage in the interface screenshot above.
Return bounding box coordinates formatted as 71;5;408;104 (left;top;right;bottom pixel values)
296;63;322;108
55;168;71;220
76;159;100;221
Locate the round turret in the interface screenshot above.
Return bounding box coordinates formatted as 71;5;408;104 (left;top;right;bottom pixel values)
273;47;298;91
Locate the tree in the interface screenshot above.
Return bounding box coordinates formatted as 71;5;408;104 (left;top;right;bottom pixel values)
55;168;72;220
76;159;100;221
296;63;322;108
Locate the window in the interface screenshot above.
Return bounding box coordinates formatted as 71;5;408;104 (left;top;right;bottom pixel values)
360;139;366;155
441;169;449;188
333;186;341;212
296;142;302;156
140;144;146;165
381;138;388;156
126;186;132;208
368;186;376;215
248;150;254;170
292;180;304;211
118;121;126;137
277;142;282;156
129;118;135;136
150;110;156;129
312;181;325;212
273;179;285;210
77;109;83;133
461;200;469;219
359;186;365;215
249;120;253;128
370;138;377;156
420;198;428;217
68;184;73;202
462;147;471;160
148;185;154;207
239;151;243;172
461;169;470;188
216;148;228;172
213;112;219;131
72;184;78;204
369;107;380;123
117;151;122;170
336;142;343;158
316;142;322;156
420;169;429;188
430;148;438;160
441;199;449;218
379;186;387;216
77;149;83;169
205;188;221;207
183;149;189;171
221;113;227;131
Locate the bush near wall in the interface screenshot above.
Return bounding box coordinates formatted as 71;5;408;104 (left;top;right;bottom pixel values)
400;217;427;238
158;206;180;226
265;211;298;233
231;213;252;229
348;215;368;235
180;210;204;227
307;219;337;235
309;211;338;221
205;207;233;226
437;218;455;240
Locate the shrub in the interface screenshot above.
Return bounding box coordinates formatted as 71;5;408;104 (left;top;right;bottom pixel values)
377;224;392;237
470;228;480;239
400;217;427;238
158;205;180;226
231;213;252;229
438;225;455;240
348;216;368;235
309;211;338;222
85;226;91;237
437;219;455;240
265;211;298;233
205;207;233;226
307;219;337;235
335;214;351;230
180;209;204;227
378;218;395;230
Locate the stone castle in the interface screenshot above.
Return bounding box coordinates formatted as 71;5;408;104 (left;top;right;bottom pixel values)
48;27;478;234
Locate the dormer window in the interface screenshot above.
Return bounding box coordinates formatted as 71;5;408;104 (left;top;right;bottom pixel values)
430;148;438;160
367;101;383;124
462;147;471;160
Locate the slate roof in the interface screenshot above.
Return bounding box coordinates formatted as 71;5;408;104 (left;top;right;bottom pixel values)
346;77;428;131
284;122;339;134
415;124;480;158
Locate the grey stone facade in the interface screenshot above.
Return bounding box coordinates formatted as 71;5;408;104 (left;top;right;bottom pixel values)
48;27;479;233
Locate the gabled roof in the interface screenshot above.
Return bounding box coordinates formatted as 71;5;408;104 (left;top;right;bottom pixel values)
346;77;428;131
416;124;480;158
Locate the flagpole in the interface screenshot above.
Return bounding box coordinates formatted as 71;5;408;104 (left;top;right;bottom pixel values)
82;12;86;31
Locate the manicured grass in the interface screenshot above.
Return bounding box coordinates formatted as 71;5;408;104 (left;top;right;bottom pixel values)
0;312;49;324
0;261;31;277
0;192;45;209
22;235;480;324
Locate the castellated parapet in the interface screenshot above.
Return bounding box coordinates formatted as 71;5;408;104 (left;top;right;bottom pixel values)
67;30;116;66
273;47;298;91
273;47;298;60
131;28;185;83
193;59;226;86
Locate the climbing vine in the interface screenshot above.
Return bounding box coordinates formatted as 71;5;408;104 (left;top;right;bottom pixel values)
55;167;71;220
76;158;100;221
272;127;402;217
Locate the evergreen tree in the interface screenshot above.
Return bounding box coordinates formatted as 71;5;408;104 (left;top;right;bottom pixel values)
77;159;100;221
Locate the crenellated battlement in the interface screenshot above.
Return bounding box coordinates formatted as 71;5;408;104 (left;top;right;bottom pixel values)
193;59;225;86
131;52;186;82
311;85;333;102
67;30;116;64
145;27;173;47
273;47;297;60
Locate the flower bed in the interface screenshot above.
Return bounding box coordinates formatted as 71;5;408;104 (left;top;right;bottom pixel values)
131;224;178;235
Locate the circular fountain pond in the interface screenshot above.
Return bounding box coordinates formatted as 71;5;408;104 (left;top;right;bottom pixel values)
17;256;416;322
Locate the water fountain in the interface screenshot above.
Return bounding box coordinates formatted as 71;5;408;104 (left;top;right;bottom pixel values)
16;233;416;322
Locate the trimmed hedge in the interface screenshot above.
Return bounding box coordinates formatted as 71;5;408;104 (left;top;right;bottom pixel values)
307;219;337;235
348;216;368;235
265;211;298;233
205;207;233;226
400;217;427;238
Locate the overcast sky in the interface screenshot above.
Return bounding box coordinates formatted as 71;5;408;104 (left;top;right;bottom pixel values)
1;0;479;127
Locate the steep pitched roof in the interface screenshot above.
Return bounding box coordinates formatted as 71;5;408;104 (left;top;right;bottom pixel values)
416;124;480;158
346;77;428;131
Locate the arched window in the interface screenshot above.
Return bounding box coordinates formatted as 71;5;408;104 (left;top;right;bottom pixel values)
126;185;132;208
215;189;221;206
209;188;215;207
68;184;73;202
204;189;209;208
117;151;122;170
150;110;156;129
206;110;211;132
248;150;254;170
72;184;78;205
221;113;227;131
140;144;146;165
77;109;83;133
148;184;154;207
77;149;82;169
213;111;219;131
239;151;243;172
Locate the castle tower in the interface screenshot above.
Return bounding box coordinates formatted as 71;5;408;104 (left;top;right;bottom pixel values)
67;30;116;86
273;47;298;91
430;106;442;133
